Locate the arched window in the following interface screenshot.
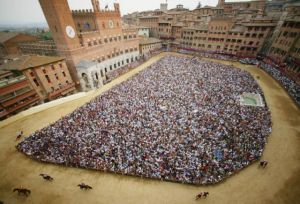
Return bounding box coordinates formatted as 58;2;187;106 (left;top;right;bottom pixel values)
84;23;90;30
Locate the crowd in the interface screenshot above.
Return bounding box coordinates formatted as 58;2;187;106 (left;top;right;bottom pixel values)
17;56;272;185
178;49;239;61
106;50;163;82
259;62;300;106
106;60;145;82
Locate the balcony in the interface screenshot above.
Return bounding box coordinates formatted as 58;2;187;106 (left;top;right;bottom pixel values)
48;83;76;100
0;76;29;95
0;109;8;119
5;95;40;115
1;90;38;108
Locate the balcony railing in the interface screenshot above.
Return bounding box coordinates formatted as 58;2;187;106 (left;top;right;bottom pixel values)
5;95;40;115
48;83;76;99
1;90;38;108
0;75;26;88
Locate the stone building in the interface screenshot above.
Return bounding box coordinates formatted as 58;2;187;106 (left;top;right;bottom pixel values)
268;2;300;73
0;55;76;101
139;37;162;58
19;40;58;56
138;16;160;37
138;26;150;37
38;0;139;90
0;70;40;120
0;32;39;59
181;17;276;57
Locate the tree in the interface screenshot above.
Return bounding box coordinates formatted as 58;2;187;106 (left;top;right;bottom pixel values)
196;2;202;9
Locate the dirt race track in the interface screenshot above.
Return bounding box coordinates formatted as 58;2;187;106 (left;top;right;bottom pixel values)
0;53;299;204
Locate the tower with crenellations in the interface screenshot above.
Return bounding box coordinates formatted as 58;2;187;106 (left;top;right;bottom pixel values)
38;0;140;90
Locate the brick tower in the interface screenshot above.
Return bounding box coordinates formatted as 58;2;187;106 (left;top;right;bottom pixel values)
38;0;82;84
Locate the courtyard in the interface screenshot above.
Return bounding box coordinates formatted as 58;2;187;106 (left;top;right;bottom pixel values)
0;53;299;204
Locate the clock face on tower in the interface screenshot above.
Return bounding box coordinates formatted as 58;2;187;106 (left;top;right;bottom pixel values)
66;25;75;38
108;20;114;29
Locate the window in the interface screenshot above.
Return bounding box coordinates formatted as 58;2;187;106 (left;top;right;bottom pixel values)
42;68;46;74
45;75;51;83
59;63;63;68
51;65;55;70
30;72;34;77
55;73;59;80
33;78;39;86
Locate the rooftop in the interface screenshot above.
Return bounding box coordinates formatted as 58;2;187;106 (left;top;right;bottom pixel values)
139;37;161;45
0;32;19;43
76;60;98;69
0;55;65;71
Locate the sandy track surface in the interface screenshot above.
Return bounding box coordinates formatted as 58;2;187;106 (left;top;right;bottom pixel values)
0;53;299;204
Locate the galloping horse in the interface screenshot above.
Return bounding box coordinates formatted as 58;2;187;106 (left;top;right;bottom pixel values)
196;192;209;200
13;188;31;197
78;183;92;190
40;173;54;181
259;160;268;168
15;131;23;141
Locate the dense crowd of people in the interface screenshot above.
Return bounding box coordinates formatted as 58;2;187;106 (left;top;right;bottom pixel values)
106;50;164;82
17;56;271;185
259;62;300;106
178;49;240;61
106;60;145;82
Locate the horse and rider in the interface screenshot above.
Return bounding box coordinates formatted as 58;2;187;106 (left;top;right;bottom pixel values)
40;174;54;181
196;192;209;200
13;187;31;197
78;183;93;190
259;160;268;168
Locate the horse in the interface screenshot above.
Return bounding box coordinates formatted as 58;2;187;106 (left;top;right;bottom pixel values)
15;131;23;141
195;193;203;200
260;160;268;168
40;174;54;181
196;192;209;200
78;183;92;190
203;192;209;198
13;188;31;197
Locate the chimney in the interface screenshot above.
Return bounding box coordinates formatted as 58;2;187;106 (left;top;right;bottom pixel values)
91;0;100;12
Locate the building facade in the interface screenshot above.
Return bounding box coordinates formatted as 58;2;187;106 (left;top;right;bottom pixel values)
267;3;300;73
139;37;162;58
0;73;40;120
138;26;150;37
0;32;39;59
19;40;59;56
0;55;76;102
38;0;140;90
